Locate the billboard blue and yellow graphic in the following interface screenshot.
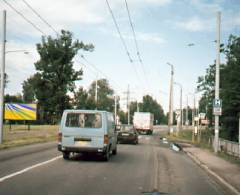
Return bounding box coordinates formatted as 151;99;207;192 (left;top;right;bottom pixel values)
4;103;37;120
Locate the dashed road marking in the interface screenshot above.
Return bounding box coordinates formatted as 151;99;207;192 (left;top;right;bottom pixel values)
0;155;62;183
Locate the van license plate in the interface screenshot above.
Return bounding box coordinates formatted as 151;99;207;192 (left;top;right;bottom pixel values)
75;141;88;146
122;133;129;136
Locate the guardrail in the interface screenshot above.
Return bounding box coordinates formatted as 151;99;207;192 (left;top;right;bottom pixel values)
217;138;240;158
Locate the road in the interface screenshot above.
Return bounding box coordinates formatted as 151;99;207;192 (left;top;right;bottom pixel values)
0;128;227;195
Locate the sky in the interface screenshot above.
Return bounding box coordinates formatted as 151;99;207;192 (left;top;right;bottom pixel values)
0;0;239;113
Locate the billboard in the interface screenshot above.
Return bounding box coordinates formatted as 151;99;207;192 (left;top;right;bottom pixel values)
4;103;37;120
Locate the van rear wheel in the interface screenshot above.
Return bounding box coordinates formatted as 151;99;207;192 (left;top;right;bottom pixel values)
63;152;70;160
103;150;110;161
112;147;117;155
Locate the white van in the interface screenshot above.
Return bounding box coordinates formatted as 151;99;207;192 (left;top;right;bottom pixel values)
58;110;118;161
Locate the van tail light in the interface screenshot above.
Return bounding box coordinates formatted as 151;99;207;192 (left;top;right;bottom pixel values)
104;135;109;145
58;132;62;143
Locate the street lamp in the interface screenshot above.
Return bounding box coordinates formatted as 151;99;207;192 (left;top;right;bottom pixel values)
174;82;183;131
188;92;196;126
0;10;6;144
167;62;174;134
0;43;29;145
5;50;29;54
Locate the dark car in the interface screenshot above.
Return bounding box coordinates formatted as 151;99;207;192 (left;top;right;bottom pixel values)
117;125;138;144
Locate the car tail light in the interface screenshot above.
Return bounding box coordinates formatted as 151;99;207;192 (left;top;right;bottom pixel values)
58;132;62;143
104;135;109;144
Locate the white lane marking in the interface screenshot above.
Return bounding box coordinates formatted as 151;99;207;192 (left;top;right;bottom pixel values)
0;155;62;183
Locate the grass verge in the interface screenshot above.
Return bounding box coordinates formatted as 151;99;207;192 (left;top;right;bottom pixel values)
0;124;58;150
167;128;240;166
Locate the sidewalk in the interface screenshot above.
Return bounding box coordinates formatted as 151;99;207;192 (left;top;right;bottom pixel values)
182;145;240;195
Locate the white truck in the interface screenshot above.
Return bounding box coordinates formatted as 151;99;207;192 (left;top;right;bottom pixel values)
133;112;154;135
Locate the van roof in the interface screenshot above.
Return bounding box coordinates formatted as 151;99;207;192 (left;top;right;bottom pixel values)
63;109;109;114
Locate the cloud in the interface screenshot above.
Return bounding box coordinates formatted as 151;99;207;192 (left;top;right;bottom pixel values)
138;0;172;6
1;0;172;40
137;32;166;44
177;17;207;32
112;31;166;44
4;41;39;95
189;0;222;13
1;0;108;39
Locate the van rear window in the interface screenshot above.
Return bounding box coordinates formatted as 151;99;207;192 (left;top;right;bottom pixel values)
65;113;102;128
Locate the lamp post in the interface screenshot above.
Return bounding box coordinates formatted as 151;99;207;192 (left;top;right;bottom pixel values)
0;10;6;144
167;62;174;134
214;12;221;154
188;93;196;126
174;82;183;132
186;95;189;126
5;50;29;54
0;17;30;144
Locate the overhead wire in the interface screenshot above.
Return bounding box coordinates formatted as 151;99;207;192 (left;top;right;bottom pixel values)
105;0;133;63
105;0;147;92
2;0;46;36
21;0;59;36
124;0;150;89
80;55;124;93
2;0;124;95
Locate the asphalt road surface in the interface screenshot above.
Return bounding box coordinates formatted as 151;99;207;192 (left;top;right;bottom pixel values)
0;129;227;195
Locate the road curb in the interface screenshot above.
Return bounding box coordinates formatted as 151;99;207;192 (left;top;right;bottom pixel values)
185;151;240;195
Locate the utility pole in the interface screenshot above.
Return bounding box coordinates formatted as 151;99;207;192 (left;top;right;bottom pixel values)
114;95;118;125
174;82;183;131
0;10;6;144
95;77;98;109
186;95;188;126
239;115;240;158
181;89;183;128
167;63;174;134
127;85;130;125
137;101;139;112
189;93;196;127
194;94;196;123
214;12;221;154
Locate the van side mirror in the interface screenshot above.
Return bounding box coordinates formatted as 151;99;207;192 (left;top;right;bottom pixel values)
115;125;121;132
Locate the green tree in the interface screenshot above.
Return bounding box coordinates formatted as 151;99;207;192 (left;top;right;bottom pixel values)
22;74;38;103
220;35;240;140
73;87;88;109
88;78;114;111
197;63;216;126
22;30;94;123
5;93;23;103
197;35;240;141
129;101;138;123
118;110;127;124
140;95;165;125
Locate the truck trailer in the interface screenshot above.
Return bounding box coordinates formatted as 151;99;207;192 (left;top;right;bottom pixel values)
133;112;154;135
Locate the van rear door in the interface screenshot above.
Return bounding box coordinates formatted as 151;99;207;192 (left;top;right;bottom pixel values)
61;112;104;148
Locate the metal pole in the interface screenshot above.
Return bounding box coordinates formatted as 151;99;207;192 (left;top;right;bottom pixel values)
137;101;139;112
193;93;196;127
0;10;6;144
239;115;240;158
214;12;221;154
192;103;194;127
180;86;183;129
186;95;188;126
95;77;98;109
174;82;182;131
167;63;174;134
127;85;130;125
114;95;117;125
